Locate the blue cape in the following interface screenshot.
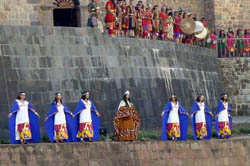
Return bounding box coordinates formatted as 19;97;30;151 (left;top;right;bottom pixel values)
161;102;189;141
191;101;213;140
215;100;232;139
45;102;76;142
8;100;40;144
72;99;100;141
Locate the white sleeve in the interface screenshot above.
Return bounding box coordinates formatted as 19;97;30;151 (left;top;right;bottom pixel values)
118;100;126;110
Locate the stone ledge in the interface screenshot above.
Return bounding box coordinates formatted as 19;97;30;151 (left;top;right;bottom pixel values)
0;137;250;166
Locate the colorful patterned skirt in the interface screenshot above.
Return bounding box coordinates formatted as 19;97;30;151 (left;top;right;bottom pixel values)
113;106;140;141
167;123;180;139
17;122;32;140
195;122;207;139
218;121;231;138
54;124;68;140
77;122;93;139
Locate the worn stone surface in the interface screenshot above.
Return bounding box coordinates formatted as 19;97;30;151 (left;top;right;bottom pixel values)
0;138;250;166
218;58;250;116
0;25;221;138
214;0;250;30
0;0;248;30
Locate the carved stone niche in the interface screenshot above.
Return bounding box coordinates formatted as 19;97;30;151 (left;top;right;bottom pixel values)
38;0;75;26
53;0;74;8
38;0;90;27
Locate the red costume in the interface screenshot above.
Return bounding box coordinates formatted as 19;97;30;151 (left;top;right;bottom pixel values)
105;0;116;35
159;12;169;37
143;9;152;37
174;15;182;38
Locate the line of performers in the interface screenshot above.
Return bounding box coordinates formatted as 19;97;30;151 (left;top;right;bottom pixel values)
104;0;177;39
8;91;231;144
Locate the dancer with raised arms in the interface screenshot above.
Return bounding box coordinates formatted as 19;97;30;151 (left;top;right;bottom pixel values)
161;95;189;141
8;92;40;144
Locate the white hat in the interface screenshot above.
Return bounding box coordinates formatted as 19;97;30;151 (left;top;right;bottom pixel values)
124;90;130;95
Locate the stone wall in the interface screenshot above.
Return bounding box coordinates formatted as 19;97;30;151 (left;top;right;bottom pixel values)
0;138;250;166
1;0;249;30
214;0;250;30
218;58;250;116
0;25;221;139
0;0;212;29
0;0;37;25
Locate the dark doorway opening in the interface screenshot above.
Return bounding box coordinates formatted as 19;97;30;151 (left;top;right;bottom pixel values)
53;8;77;27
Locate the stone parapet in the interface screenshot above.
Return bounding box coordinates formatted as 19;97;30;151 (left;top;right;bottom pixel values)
0;137;250;165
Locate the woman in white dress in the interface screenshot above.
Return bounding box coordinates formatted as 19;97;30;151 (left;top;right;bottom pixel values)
8;92;40;144
215;94;232;139
73;91;101;142
161;95;189;141
45;92;74;143
191;94;213;140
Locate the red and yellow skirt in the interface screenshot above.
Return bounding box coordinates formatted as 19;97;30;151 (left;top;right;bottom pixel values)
17;122;32;140
55;124;68;140
218;121;231;137
195;122;207;138
77;122;93;139
167;123;180;139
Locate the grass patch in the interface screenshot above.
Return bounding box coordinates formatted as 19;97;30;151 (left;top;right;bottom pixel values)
137;131;157;140
231;128;241;135
0;139;10;144
41;136;50;143
239;128;250;134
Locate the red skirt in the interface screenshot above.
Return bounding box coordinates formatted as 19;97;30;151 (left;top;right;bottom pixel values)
105;13;116;24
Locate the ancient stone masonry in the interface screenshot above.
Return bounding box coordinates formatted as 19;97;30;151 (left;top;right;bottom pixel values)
0;25;221;139
0;0;37;25
214;0;250;30
0;0;249;30
0;138;250;166
218;58;250;116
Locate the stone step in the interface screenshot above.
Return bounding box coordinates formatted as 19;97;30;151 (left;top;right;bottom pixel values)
0;42;218;74
0;25;215;54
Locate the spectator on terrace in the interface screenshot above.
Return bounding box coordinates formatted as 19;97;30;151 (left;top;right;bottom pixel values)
226;28;235;57
244;29;250;56
236;29;245;57
218;30;227;58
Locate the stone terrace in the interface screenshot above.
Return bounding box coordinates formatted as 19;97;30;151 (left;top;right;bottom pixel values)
0;137;250;166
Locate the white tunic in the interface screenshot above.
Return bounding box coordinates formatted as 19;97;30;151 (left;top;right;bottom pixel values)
118;100;132;110
54;103;66;125
218;102;229;122
167;102;180;123
79;100;92;123
16;100;29;125
195;102;206;123
15;100;30;140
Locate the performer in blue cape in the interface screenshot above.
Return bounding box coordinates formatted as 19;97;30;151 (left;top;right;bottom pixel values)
73;91;101;142
161;95;189;141
215;93;232;139
8;92;40;144
191;94;213;140
45;92;75;143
